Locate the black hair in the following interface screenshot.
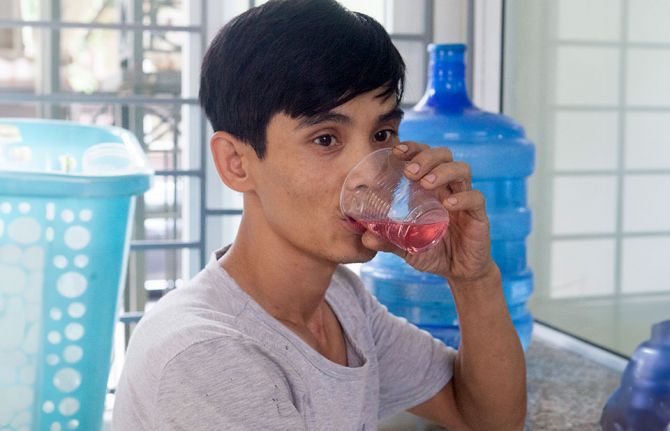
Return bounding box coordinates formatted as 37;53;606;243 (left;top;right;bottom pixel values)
199;0;405;158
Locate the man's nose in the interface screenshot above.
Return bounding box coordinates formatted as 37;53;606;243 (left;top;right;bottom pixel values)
343;144;380;192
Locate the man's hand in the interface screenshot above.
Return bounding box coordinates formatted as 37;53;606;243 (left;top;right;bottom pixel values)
361;141;496;285
361;140;527;431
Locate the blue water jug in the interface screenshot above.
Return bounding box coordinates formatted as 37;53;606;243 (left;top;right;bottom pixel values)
600;320;670;431
360;44;535;350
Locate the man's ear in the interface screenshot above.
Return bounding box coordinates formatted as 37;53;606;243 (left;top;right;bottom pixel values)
210;131;256;192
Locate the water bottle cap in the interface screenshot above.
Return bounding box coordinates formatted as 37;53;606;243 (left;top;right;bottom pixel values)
651;320;670;345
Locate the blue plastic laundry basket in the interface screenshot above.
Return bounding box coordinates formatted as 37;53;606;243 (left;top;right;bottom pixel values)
0;119;152;431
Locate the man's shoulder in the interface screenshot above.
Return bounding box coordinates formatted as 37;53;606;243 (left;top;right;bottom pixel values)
119;261;251;385
113;302;283;429
125;281;246;368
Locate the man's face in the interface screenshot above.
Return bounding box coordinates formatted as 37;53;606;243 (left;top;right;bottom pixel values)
246;88;403;265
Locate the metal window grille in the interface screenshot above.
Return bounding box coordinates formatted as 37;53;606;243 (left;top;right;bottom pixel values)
0;0;437;332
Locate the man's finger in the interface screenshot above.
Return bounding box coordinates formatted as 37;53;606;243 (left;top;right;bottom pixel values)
392;141;431;160
443;190;488;223
419;161;472;191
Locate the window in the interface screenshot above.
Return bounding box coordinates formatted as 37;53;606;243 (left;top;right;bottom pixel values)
0;0;206;322
504;0;670;355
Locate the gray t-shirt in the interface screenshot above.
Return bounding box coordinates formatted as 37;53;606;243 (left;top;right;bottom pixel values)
112;247;456;430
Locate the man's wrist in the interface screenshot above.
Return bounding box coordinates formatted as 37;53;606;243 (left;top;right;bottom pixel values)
445;261;501;291
447;262;508;322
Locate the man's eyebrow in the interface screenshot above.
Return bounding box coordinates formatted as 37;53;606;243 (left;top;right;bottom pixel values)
296;107;404;130
378;107;404;124
297;112;352;129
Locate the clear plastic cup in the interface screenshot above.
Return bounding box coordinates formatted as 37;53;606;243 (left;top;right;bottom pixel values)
340;147;450;254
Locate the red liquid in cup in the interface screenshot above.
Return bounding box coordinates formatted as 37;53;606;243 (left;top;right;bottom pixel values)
356;219;448;254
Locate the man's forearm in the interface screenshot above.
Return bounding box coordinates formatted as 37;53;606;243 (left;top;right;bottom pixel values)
448;263;527;430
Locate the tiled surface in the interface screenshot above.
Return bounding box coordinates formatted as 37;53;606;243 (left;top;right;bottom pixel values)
524;336;620;430
549;238;616;298
381;331;623;430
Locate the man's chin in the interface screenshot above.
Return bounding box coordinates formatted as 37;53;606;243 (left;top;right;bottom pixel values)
337;246;377;265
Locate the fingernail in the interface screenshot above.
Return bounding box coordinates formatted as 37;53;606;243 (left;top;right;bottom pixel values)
395;144;408;152
447;197;458;205
406;163;420;174
424;173;436;183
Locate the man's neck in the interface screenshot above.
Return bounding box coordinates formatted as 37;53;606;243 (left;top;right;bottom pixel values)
220;213;338;328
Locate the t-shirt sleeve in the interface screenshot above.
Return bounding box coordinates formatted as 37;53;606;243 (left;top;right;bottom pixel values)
155;336;306;431
344;269;458;419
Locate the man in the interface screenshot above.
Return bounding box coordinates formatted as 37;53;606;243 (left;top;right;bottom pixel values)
113;0;526;429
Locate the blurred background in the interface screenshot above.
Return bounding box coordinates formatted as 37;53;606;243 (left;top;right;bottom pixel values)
1;0;668;399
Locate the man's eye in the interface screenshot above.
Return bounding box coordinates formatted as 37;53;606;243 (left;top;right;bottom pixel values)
313;134;339;147
374;129;397;143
